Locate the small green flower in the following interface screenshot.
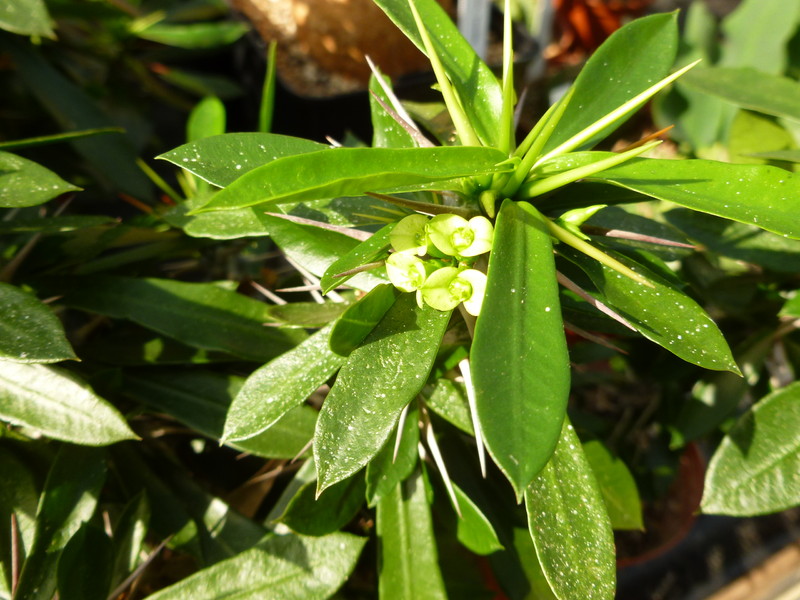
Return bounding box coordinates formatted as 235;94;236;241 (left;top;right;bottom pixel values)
389;214;430;256
420;267;487;316
427;214;494;258
385;252;430;292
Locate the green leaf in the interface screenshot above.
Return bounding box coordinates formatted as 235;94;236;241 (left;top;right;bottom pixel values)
154;68;243;100
223;323;345;443
0;361;137;445
0;0;54;37
62;276;307;362
0;36;152;199
159;133;326;187
281;473;366;536
782;292;800;319
682;68;800;123
423;378;473;435
376;469;448;600
0;448;38;590
748;150;800;163
525;420;616;600
329;284;398;356
472;200;570;499
0;282;75;363
372;0;502;147
728;110;797;166
267;300;350;328
0;215;114;234
369;73;417;149
123;368;317;459
0;127;125;151
314;294;451;493
110;492;149;589
365;400;420;506
164;195;273;240
452;483;503;556
187;97;226;142
0;151;80;207
321;223;394;293
137;21;249;49
57;524;113;600
143;531;366;600
543;12;678;153
582;440;643;531
560;246;739;373
194;146;510;212
702;382;800;516
14;446;107;600
575;154;800;240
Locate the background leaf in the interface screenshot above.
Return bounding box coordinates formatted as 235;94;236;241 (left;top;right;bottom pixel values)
0;151;80;208
0;361;137;445
0;0;55;37
702;382;800;516
582;440;643;531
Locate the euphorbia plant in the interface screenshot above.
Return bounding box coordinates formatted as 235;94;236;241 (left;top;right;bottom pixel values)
158;0;800;596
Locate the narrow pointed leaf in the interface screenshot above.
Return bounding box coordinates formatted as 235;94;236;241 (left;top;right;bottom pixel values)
376;469;448;600
158;133;326;187
224;323;345;442
0;151;80;207
472;200;570;499
560;246;739;373
195;146;508;212
321;224;395;293
0;283;75;363
702;382;800;516
0;448;38;576
0;361;137;445
452;483;504;556
281;474;366;536
144;532;366;600
582;440;643;531
57;524;113;600
329;284;399;356
314;294;451;492
372;0;502;147
366;401;420;506
525;420;616;600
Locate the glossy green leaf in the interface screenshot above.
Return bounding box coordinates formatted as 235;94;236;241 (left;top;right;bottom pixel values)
365;400;420;506
472;200;570;499
281;473;366;536
702;382;800;516
267;300;351;328
321;223;394;293
159;133;326;187
164;195;272;240
0;151;80;207
0;0;54;37
329;284;398;356
682;68;800;123
452;483;503;556
543;12;678;153
314;294;451;493
369;73;417;149
0;36;152;199
582;440;643;531
587;155;800;240
0;448;38;592
525;421;616;600
195;146;509;212
187;96;226;142
123;368;317;459
224;324;345;443
376;469;448;600
664;208;800;273
728;110;797;166
0;361;137;445
62;276;307;362
144;532;366;600
14;446;107;600
0;282;75;363
561;246;739;373
57;524;113;600
137;21;249;48
423;378;473;435
372;0;502;147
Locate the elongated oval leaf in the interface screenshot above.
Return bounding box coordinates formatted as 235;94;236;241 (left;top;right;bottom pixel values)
582;440;643;531
0;282;75;363
452;483;503;556
0;448;38;571
158;133;326;187
224;323;345;442
195;146;509;212
376;469;448;600
329;284;398;356
543;13;678;153
321;223;394;293
62;276;307;362
137;22;249;49
281;474;366;536
472;200;570;499
144;532;366;600
559;246;739;373
314;294;451;492
702;382;800;516
57;524;113;600
0;151;79;207
0;0;55;37
0;361;137;445
525;421;616;600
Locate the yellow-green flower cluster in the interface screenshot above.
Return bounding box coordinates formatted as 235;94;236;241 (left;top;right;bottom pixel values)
385;213;493;316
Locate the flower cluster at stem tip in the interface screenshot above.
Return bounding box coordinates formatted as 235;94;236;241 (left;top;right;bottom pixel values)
385;213;493;316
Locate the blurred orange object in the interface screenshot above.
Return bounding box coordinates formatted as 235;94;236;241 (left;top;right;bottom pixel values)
547;0;652;64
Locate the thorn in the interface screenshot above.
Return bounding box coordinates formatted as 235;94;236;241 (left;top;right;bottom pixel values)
459;358;487;478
